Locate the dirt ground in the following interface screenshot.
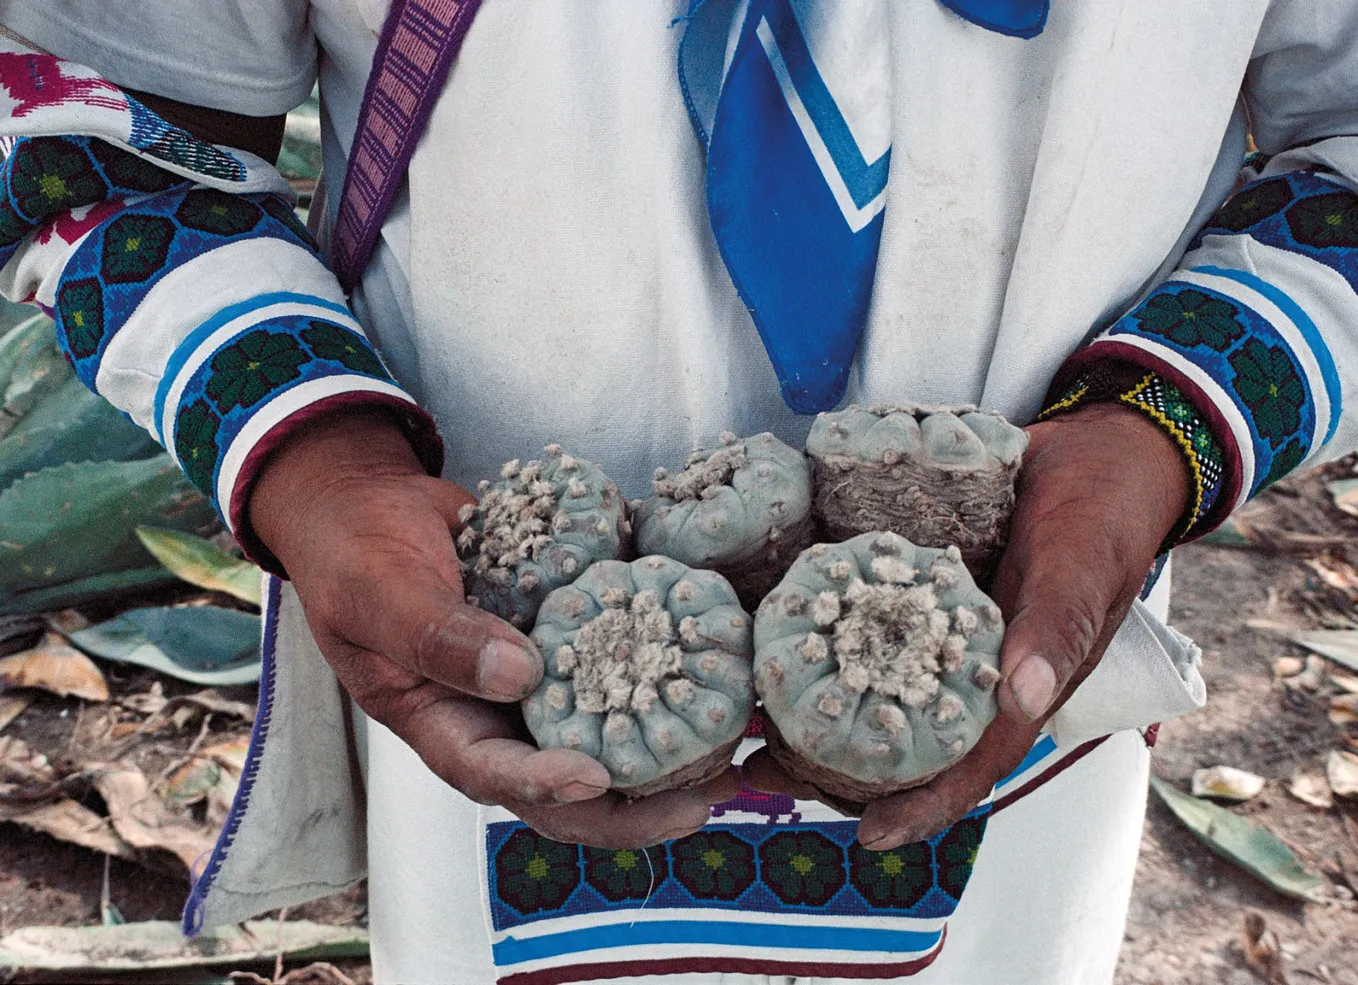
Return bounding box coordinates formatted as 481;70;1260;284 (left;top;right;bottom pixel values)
2;464;1357;984
1116;463;1358;985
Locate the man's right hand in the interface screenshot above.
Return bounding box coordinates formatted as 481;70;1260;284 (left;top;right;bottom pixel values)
248;408;737;848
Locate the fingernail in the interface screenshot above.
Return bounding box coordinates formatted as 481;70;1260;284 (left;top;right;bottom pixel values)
555;781;608;803
478;639;539;699
1009;657;1056;720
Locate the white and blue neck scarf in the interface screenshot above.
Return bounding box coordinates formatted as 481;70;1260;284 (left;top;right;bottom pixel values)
679;0;1048;413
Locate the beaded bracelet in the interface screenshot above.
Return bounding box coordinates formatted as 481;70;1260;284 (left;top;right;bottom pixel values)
1038;361;1226;547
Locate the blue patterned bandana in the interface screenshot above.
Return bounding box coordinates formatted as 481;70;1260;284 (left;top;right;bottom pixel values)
680;0;1048;413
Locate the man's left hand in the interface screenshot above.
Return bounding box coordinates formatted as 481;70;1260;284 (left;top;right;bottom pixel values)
743;402;1189;848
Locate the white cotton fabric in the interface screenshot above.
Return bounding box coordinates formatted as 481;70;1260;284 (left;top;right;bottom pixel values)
6;1;1358;983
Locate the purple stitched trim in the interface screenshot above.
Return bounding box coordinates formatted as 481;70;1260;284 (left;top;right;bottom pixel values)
332;0;483;292
181;574;282;935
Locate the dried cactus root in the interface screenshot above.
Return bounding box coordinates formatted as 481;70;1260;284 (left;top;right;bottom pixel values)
621;735;743;798
523;556;755;794
753;532;1004;813
761;716;936;817
633;431;813;610
806;404;1027;581
455;445;631;630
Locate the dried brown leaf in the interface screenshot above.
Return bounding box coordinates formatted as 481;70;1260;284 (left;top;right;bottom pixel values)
1273;656;1305;679
1240;909;1289;985
1287;771;1335;810
1305;557;1358;599
1327;749;1358;799
0;797;133;857
92;765;218;869
229;961;358;985
0;692;33;733
1192;765;1266;802
0;633;108;701
0;734;55;788
1330;693;1358;727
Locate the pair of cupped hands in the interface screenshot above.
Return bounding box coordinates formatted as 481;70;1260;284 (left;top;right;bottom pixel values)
250;403;1188;851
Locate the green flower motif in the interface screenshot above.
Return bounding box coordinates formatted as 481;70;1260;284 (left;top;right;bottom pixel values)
934;815;987;902
1211;178;1293;233
88;140;181;194
1285;192;1358;249
175;189;262;237
1134;290;1245;351
583;846;656;901
848;840;932;909
1228;338;1307;446
10;138;105;220
56;277;106;360
301;321;386;377
205;331;309;410
758;831;846;906
494;829;580;915
174;399;221;494
99;213;176;284
258;194;319;250
1261;437;1306;490
670;831;756;901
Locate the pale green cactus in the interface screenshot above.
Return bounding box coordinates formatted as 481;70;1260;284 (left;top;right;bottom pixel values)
753;531;1003;814
456;446;630;630
632;431;813;609
806;404;1027;580
523;556;755;796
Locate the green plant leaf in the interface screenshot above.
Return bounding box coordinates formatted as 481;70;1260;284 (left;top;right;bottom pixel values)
0;919;367;973
1149;778;1328;902
135;526;261;606
0;312;69;439
1289;629;1358;674
0;567;181;616
1198;516;1255;548
0;380;162;489
0;458;217;613
70;605;260;685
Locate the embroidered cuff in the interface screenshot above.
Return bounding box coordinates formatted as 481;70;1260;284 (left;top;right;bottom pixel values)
0;55;444;575
1039;361;1225;546
1051;171;1352;528
44;182;444;571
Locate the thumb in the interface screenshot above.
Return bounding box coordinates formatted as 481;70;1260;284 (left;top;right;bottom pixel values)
989;525;1131;724
344;566;545;702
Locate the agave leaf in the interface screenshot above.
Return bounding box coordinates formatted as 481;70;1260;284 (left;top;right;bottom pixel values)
0;313;69;439
1150;778;1328;902
0;919;368;973
0;567;180;616
0;458;216;612
135;527;261;606
1289;629;1358;674
0;632;109;700
70;605;260;685
1328;477;1358;519
0;385;161;490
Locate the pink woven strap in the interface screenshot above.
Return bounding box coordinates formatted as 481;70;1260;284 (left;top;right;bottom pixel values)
332;0;482;292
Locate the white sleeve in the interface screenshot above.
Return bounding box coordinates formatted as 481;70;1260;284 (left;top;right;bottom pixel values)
0;0;316;116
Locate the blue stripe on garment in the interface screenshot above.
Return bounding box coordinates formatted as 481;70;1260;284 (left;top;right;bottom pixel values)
152;291;354;443
761;0;890;208
1191;265;1342;445
995;733;1057;792
937;0;1050;38
705;7;885;412
492;920;942;965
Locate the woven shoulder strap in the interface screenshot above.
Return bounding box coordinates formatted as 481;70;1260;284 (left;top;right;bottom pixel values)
332;0;482;292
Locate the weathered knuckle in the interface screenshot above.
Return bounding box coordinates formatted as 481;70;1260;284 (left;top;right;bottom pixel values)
1049;598;1100;676
409;615;461;681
